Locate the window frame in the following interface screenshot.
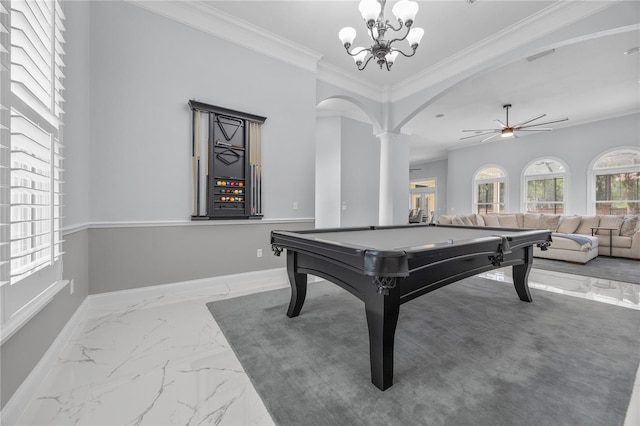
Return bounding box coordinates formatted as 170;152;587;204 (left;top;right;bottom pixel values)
472;165;507;215
1;0;66;335
521;157;569;215
587;146;640;216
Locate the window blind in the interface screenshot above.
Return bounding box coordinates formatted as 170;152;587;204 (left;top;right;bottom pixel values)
7;0;64;286
1;0;10;288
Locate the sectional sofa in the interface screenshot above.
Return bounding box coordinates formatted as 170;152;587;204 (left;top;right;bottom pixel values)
436;213;640;263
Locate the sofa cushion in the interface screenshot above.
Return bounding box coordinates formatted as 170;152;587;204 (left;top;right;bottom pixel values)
597;215;624;236
598;235;632;248
538;214;560;231
523;213;540;229
438;215;454;225
556;216;581;234
620;216;639;237
497;214;519;228
452;215;464;225
475;214;485;226
575;216;599;235
550;234;598;252
482;214;500;227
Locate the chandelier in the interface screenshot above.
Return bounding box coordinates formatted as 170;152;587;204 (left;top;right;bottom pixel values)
338;0;424;71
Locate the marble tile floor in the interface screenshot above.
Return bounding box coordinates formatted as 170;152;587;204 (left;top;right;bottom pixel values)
15;267;640;425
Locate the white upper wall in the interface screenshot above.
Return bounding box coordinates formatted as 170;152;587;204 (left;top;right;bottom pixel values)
62;1;91;228
87;1;317;224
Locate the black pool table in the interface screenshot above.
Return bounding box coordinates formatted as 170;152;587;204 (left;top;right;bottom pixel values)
271;224;552;391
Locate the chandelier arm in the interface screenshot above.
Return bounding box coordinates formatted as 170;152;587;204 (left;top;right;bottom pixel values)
345;46;372;57
357;54;376;71
386;24;411;45
385;20;403;32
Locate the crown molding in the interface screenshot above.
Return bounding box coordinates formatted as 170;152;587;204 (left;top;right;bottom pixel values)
390;1;619;102
125;0;322;74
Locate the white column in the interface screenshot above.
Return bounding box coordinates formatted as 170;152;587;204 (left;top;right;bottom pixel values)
377;132;409;226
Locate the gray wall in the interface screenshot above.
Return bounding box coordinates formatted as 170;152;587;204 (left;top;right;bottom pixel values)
446;113;640;216
340;117;380;227
88;221;311;294
315;117;342;228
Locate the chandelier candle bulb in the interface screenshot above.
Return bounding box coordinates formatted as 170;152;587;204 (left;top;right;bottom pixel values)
339;27;357;48
359;0;382;24
407;27;424;48
392;0;419;25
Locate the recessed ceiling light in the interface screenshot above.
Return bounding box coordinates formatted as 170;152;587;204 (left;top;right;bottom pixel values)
435;114;444;118
624;47;640;55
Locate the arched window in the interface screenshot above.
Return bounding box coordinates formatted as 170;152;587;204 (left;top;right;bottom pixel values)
474;166;506;214
523;158;567;214
590;148;640;215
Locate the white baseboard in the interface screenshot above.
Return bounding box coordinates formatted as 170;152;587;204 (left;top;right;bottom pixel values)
1;296;90;426
1;267;322;424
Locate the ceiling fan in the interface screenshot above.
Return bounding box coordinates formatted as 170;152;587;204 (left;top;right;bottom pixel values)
460;104;568;143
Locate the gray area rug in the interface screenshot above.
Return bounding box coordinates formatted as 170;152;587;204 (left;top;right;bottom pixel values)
533;256;640;284
207;277;640;426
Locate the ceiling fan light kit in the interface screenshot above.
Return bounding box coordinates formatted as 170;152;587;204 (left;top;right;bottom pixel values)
339;0;424;71
461;104;568;143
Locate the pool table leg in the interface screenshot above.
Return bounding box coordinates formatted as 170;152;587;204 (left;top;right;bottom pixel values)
286;250;308;318
512;246;533;302
365;282;400;391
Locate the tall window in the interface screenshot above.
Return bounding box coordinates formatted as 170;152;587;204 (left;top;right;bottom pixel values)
591;148;640;215
1;0;65;326
474;166;506;214
524;159;566;214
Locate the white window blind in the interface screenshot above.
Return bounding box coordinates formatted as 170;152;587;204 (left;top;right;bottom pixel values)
6;0;64;287
1;0;10;288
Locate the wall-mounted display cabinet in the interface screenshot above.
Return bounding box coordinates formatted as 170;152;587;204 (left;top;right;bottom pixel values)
188;100;266;220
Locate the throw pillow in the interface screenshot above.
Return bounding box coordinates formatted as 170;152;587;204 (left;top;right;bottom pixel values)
556;216;581;234
482;215;500;227
597;215;624;236
620;216;639;237
462;215;473;226
475;214;485;226
497;214;519;228
438;215;453;225
574;216;600;235
452;215;465;225
538;214;560;231
466;214;478;226
523;213;540;229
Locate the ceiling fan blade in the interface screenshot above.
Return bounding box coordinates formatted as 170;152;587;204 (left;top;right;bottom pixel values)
516;128;553;132
518;117;569;128
513;113;546;128
481;133;501;143
494;119;507;128
460;131;498;141
461;129;501;133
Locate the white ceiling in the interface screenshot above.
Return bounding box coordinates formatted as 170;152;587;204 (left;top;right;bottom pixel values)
154;1;640;163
